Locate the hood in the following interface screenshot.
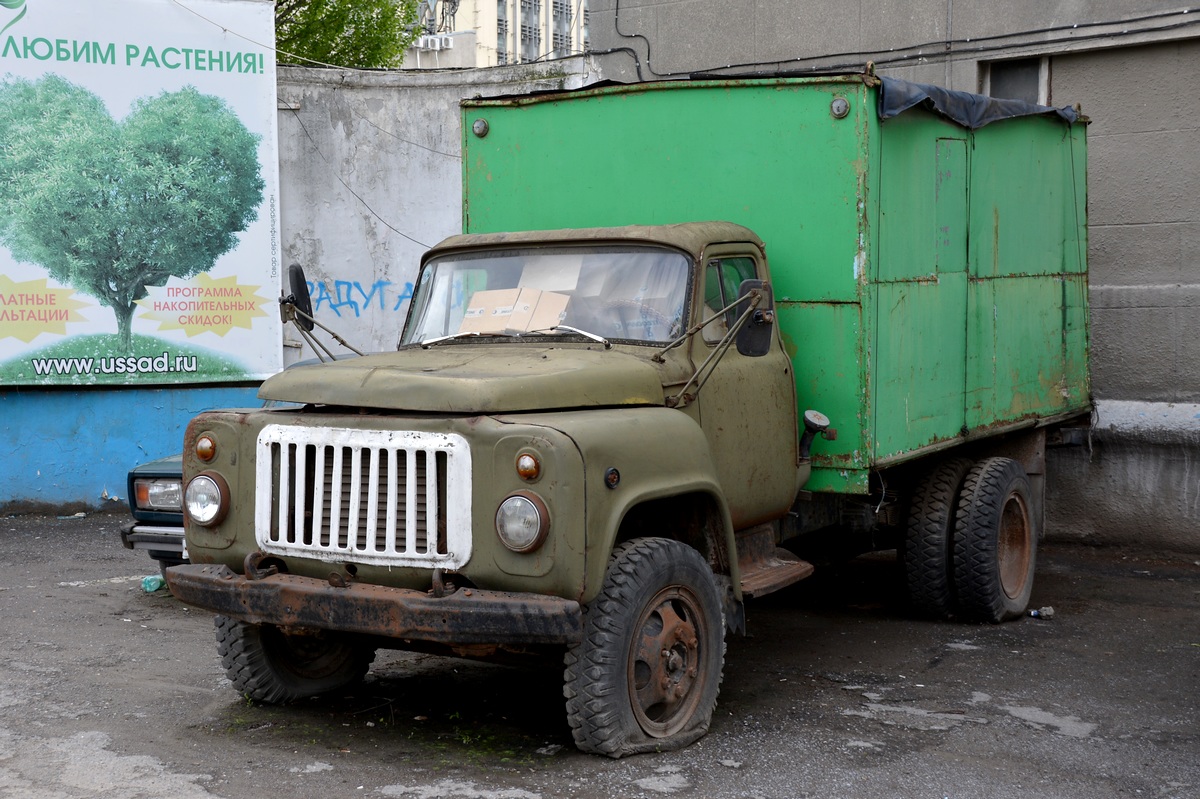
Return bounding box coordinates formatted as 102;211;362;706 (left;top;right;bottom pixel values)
258;345;666;413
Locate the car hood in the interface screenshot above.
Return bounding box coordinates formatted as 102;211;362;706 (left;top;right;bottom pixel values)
258;345;666;413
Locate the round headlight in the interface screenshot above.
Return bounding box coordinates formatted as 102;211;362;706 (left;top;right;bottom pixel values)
185;472;229;527
495;491;549;553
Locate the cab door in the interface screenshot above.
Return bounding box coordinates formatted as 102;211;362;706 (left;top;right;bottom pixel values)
691;246;799;529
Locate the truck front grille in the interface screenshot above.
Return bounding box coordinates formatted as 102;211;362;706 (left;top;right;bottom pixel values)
254;425;472;569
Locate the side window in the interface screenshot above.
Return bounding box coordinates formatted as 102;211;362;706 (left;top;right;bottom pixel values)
702;256;758;344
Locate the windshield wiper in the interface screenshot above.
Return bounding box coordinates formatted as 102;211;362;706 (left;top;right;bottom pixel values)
419;331;517;349
525;325;612;349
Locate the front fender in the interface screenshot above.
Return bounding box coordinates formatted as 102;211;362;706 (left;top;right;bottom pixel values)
499;407;737;605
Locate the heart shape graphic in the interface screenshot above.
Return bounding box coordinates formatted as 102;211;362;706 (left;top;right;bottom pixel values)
0;74;264;349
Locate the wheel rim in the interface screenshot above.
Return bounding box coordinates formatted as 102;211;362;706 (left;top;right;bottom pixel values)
628;585;710;738
997;491;1032;599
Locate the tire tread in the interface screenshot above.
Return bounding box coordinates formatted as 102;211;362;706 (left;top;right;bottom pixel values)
564;538;725;757
952;457;1036;623
905;457;974;617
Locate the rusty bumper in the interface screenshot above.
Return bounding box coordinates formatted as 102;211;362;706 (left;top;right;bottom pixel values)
165;564;582;646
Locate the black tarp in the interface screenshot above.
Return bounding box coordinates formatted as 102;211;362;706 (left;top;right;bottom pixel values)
878;77;1079;129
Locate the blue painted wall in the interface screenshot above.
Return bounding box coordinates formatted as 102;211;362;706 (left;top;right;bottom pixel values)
1;386;260;509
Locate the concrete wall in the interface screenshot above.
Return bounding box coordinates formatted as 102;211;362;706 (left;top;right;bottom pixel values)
1053;39;1200;402
0;57;599;512
586;2;1200;551
1048;401;1200;552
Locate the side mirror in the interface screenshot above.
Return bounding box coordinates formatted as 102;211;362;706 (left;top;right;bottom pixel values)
735;279;774;357
284;263;314;332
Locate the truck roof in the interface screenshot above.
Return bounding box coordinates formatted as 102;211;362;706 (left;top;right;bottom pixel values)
425;221;766;264
464;74;1082;132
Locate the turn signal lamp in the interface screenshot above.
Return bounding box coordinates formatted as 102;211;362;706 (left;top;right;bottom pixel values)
195;434;217;462
516;453;541;481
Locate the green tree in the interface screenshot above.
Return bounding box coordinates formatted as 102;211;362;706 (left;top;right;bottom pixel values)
275;0;421;69
0;75;264;350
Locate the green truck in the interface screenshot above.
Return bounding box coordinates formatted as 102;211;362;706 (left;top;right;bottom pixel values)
167;72;1090;757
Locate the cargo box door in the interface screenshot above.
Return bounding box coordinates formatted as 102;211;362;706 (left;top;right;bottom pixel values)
872;132;970;460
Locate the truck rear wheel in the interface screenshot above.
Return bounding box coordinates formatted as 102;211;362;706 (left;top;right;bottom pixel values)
564;538;725;757
952;457;1037;622
214;615;375;704
904;457;974;618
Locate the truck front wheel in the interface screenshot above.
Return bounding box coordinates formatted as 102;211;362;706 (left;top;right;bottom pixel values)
564;538;725;757
214;615;375;704
952;457;1037;622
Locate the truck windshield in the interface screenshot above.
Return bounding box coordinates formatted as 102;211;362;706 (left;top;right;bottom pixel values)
402;245;690;345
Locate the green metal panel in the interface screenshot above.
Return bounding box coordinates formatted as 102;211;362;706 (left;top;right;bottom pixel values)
873;115;969;282
963;115;1090;426
1062;273;1090;406
965;276;1077;426
463;79;870;304
870;275;968;460
969;117;1082;278
777;299;867;493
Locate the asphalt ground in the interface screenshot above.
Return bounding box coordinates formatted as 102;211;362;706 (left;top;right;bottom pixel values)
1;511;1197;799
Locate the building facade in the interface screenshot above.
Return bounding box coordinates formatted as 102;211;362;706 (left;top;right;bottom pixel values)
404;0;590;69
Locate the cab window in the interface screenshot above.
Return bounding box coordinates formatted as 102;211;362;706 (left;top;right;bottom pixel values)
702;256;758;344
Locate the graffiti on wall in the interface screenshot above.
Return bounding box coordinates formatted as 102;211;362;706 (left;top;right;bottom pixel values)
309;279;415;318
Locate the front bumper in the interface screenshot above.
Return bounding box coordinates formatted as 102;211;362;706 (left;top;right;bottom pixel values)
120;521;187;559
165;563;583;646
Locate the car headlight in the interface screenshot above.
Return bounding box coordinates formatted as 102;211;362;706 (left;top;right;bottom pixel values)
134;478;183;512
495;491;550;553
185;472;230;527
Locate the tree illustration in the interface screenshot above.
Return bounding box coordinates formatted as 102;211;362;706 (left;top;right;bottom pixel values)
0;75;264;350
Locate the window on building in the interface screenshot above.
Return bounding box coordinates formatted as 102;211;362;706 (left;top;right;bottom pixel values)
520;24;541;61
552;0;571;55
985;57;1048;105
519;0;541;61
496;0;509;64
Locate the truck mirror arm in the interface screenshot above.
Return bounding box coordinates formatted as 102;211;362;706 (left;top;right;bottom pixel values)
280;297;365;363
664;293;761;409
279;263;365;362
653;293;756;363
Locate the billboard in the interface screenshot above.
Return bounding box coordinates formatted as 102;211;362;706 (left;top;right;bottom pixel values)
0;0;281;385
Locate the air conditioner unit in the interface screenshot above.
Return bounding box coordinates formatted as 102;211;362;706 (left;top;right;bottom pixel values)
418;35;442;50
440;35;454;49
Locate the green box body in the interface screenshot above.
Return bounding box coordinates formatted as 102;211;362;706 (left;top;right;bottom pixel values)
462;76;1090;495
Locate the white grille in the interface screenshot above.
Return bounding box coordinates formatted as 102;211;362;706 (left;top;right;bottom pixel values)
255;425;472;568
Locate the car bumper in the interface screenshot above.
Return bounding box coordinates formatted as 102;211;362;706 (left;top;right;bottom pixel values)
165;563;583;646
120;522;187;559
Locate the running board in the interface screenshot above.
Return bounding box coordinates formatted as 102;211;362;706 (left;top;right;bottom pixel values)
737;524;814;598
